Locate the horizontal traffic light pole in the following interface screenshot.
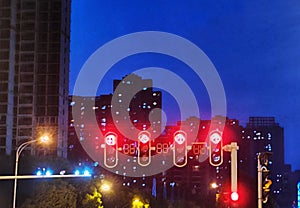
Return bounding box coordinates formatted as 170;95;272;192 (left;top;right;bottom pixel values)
0;174;91;180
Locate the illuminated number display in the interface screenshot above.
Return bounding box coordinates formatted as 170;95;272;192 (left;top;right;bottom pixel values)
104;132;118;168
191;142;207;156
155;142;169;154
137;131;151;166
122;143;137;155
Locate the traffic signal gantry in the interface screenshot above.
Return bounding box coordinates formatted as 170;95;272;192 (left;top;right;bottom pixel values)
257;152;273;208
101;129;240;203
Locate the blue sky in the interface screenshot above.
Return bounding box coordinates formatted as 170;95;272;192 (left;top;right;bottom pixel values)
70;0;300;170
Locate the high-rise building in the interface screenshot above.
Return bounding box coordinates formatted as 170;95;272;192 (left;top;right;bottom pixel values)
0;0;70;157
242;117;294;207
68;74;162;162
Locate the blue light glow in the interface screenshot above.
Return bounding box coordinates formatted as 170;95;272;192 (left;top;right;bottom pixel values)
45;170;52;176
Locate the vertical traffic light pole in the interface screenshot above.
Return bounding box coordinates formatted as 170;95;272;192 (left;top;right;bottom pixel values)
257;152;272;207
230;142;238;194
223;142;239;200
257;153;263;208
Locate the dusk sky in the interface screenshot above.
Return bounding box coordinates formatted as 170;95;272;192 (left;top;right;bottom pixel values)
70;1;300;170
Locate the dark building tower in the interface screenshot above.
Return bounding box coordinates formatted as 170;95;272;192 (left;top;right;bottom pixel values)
0;0;71;157
242;117;293;206
68;74;162;163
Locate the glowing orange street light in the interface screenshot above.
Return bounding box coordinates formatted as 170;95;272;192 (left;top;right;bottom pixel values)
13;135;50;208
211;182;218;189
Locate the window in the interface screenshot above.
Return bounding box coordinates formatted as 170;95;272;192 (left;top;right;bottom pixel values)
20;74;33;83
0;40;9;49
22;1;35;10
36;86;45;95
21;22;35;31
20;63;34;73
19;107;32;115
38;43;47;52
48;86;58;94
36;96;45;105
20;32;35;41
0;94;7;103
18;117;32;125
0;51;9;60
48;96;58;105
18;128;32;136
39;2;49;12
19;85;33;93
37;107;45;116
20;53;34;62
38;33;48;42
37;64;47;73
20;42;34;51
22;11;35;21
37;54;47;63
0;72;8;81
19;96;33;104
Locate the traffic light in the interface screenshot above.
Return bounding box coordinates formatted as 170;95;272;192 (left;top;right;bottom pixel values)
137;131;151;166
173;130;187;167
260;152;272;204
231;191;239;201
209;131;223;166
104;132;118;168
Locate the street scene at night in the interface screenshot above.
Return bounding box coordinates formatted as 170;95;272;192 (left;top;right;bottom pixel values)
0;0;300;208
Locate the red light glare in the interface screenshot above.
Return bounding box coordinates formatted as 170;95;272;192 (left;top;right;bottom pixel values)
231;192;239;201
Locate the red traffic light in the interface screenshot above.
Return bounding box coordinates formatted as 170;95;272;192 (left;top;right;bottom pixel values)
231;192;239;201
104;132;118;168
137;131;151;166
173;131;187;167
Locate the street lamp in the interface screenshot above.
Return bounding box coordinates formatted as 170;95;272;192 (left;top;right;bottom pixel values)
12;136;49;208
211;182;218;189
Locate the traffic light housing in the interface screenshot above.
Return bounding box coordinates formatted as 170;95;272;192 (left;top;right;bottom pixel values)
260;152;272;204
137;131;151;166
104;132;118;168
173;130;187;167
209;131;223;166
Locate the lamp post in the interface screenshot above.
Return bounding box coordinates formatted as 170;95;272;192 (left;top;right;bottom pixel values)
13;136;49;208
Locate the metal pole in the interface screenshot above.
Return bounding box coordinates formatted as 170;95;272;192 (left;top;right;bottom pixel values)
0;174;92;180
257;153;262;208
13;140;37;208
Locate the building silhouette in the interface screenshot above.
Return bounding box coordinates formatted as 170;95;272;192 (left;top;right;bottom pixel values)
242;117;295;207
68;74;162;162
0;0;70;157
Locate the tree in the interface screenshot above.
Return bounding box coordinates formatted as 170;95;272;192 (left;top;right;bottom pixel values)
21;180;77;208
82;188;103;208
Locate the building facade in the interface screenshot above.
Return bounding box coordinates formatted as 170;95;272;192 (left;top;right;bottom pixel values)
242;117;294;207
68;74;162;163
0;0;70;157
